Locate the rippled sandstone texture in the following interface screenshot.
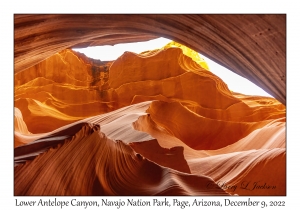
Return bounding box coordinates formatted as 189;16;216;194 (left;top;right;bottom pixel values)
14;14;286;105
14;41;285;196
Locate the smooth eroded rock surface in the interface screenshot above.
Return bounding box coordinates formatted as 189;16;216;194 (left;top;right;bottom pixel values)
14;42;285;196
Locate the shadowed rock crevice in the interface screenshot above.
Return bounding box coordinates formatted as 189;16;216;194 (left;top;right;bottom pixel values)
14;21;286;195
14;14;286;104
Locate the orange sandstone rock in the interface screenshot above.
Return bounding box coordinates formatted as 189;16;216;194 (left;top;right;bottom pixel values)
14;41;286;196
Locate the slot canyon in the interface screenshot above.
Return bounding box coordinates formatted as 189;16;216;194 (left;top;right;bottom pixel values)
14;14;286;196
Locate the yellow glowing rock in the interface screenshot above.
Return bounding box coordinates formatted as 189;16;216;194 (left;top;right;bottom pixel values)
162;41;210;71
14;42;286;196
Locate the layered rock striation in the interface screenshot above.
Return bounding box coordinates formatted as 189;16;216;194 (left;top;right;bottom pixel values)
14;43;286;195
14;14;286;104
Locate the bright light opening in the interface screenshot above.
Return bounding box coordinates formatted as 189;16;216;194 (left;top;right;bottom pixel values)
73;38;273;98
201;55;273;97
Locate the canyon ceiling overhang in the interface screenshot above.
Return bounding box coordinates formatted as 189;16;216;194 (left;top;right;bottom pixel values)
14;14;286;105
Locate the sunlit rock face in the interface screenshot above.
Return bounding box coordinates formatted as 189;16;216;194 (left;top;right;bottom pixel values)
14;14;286;105
14;43;286;196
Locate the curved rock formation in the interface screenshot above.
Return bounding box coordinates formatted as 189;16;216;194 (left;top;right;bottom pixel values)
14;14;286;104
15;123;228;196
14;39;285;195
